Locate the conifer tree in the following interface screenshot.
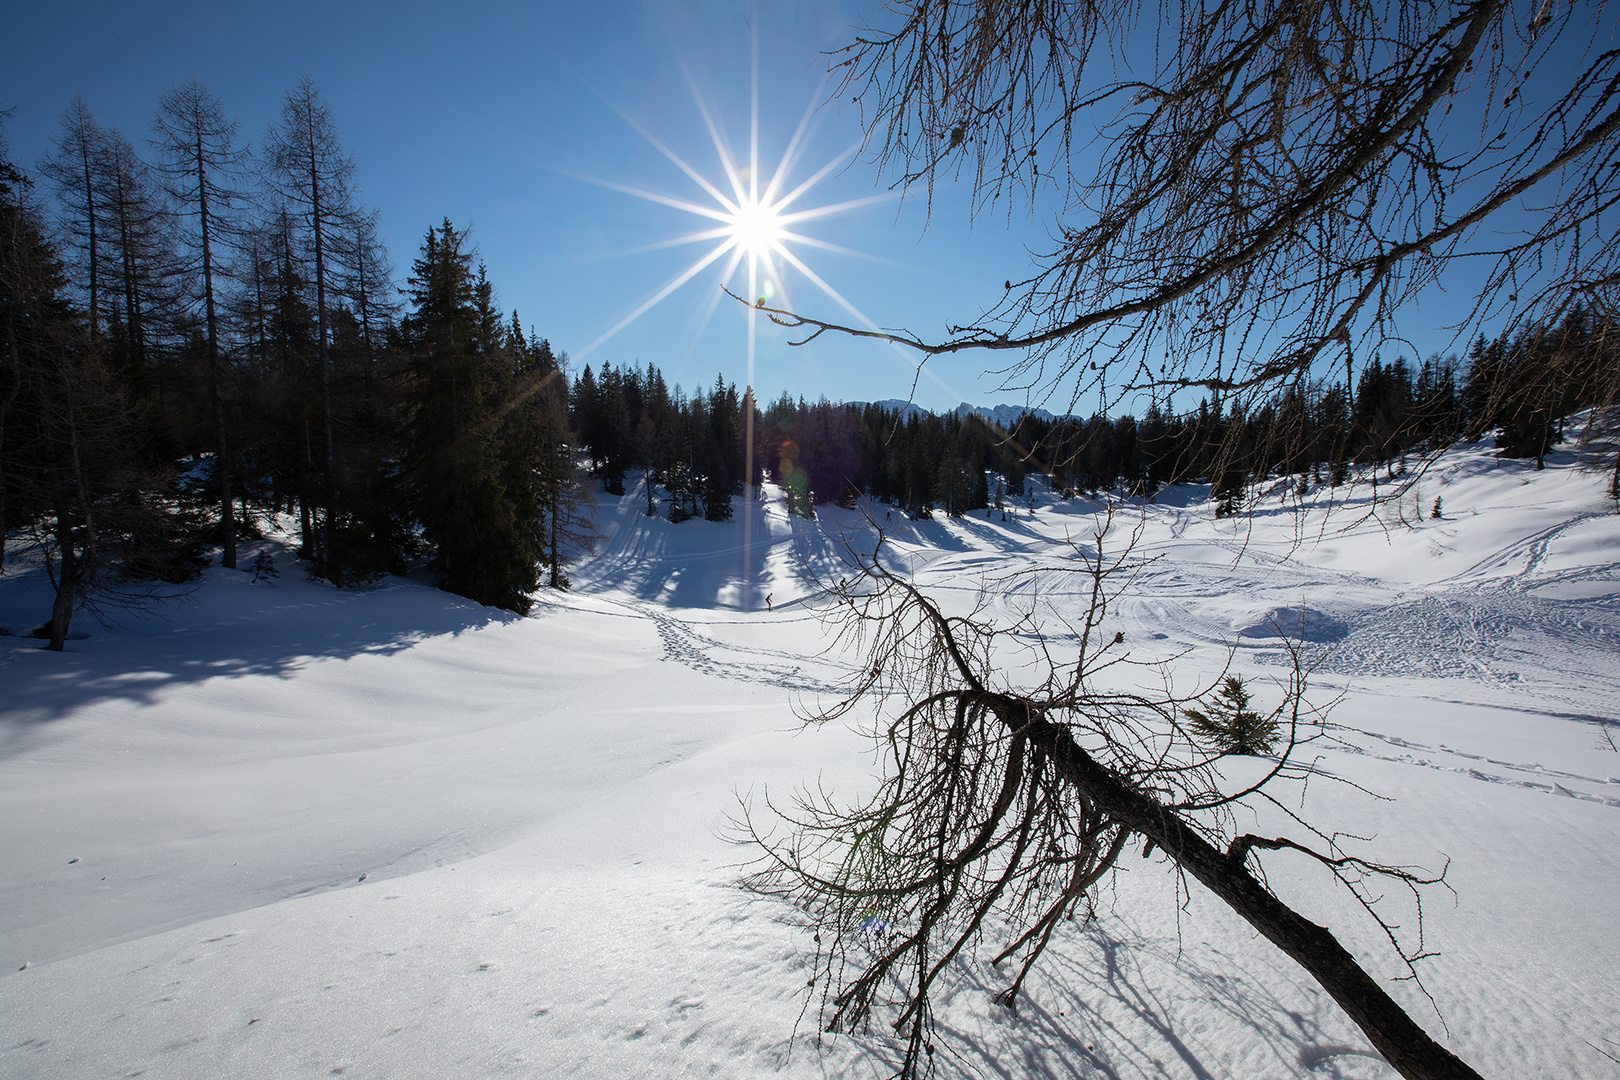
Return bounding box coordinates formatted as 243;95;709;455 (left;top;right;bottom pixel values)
401;221;539;613
39;98;108;341
3;139;201;646
96;128;178;389
1184;675;1280;756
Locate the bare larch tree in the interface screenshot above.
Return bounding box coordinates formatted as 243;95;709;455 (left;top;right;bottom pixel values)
740;5;1609;1075
747;515;1480;1079
263;77;359;586
766;0;1617;425
153;79;249;571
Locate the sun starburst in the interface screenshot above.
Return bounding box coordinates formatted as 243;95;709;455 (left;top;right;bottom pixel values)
570;47;897;376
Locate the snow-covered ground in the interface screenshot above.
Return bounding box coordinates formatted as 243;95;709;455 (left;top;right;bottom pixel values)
2;437;1617;1079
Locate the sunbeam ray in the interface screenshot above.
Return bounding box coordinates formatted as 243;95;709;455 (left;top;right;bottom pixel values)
778;191;899;225
565;172;735;224
685;73;749;211
772;142;859;213
608;97;740;214
771;242;960;399
575;237;738;360
762;75;830;208
776;231;913;269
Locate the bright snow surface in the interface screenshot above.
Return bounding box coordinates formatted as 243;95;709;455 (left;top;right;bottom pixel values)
2;437;1617;1079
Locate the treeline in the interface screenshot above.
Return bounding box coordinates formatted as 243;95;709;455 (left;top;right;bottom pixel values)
1;83;585;646
571;306;1616;523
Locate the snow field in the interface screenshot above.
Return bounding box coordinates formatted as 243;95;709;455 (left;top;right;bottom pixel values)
2;436;1618;1078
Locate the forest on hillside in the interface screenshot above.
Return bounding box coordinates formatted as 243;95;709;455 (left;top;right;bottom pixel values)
3;83;1617;641
575;308;1615;526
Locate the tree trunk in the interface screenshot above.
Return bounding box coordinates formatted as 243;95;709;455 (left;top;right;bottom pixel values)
548;480;561;589
0;288;20;577
47;504;79;652
308;127;339;588
196;139;236;571
46;361;99;652
991;696;1485;1080
78;134;98;344
299;495;315;560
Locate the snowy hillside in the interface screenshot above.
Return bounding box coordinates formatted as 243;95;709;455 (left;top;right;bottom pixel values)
2;437;1617;1079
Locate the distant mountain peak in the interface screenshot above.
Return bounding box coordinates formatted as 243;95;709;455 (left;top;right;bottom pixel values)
952;402;1059;427
855;399;1059;426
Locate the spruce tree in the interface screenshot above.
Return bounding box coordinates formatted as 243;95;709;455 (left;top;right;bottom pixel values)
401;221;538;613
1184;675;1280;756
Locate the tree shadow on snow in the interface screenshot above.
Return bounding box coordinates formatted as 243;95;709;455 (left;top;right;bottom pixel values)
910;920;1393;1080
574;486;870;610
0;544;519;748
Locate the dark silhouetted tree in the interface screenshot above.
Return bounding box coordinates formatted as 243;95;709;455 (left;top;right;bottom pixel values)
153;78;248;570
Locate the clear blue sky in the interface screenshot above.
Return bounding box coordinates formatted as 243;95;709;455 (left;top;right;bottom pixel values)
2;1;1548;415
3;0;1052;413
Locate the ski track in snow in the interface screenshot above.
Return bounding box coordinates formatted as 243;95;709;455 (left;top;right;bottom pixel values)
641;604;853;695
1326;725;1620;809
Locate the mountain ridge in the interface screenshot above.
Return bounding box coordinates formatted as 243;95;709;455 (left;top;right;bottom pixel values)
856;399;1063;426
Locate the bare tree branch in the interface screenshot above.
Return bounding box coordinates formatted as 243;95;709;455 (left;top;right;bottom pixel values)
787;1;1620;415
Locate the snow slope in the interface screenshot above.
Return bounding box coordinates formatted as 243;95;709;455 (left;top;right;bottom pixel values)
2;440;1617;1079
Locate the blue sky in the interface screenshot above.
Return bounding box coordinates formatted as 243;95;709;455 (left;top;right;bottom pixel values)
3;0;1050;413
3;1;1584;416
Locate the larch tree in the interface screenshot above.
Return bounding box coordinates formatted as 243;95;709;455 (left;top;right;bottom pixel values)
260;209;323;555
2;135;198;648
749;516;1482;1080
96;127;180;393
771;0;1617;444
152;78;249;571
263;77;360;585
38;97;107;343
1;134;54;576
331;206;396;388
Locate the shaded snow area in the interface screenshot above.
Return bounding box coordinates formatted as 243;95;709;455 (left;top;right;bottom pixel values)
3;439;1618;1079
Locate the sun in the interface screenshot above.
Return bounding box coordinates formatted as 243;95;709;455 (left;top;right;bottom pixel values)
729;196;784;262
568;54;898;373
